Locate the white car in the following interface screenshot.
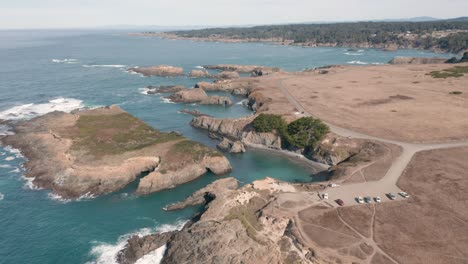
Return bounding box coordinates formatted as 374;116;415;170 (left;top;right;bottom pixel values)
399;192;410;198
375;197;382;203
322;193;329;199
356;196;364;204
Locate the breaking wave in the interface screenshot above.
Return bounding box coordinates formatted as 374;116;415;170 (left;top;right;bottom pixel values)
87;220;187;264
139;88;151;95
48;192;95;203
0;193;4;201
135;245;167;264
83;64;127;68
52;58;79;64
347;61;369;65
344;52;363;56
195;66;204;69
0;97;84;120
160;97;175;104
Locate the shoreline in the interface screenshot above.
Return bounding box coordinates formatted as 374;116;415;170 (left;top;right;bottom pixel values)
130;32;462;55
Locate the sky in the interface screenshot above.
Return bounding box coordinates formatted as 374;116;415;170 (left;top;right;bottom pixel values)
1;0;467;29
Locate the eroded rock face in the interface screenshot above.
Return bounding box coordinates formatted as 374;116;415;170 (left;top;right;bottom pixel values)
203;64;281;74
388;57;447;64
145;85;185;94
213;71;240;79
195;79;258;96
169;89;233;106
217;138;246;153
1;106;231;198
188;69;211;78
127;65;184;77
118;177;317;264
136;155;232;194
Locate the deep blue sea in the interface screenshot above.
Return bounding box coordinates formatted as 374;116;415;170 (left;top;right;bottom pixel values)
0;29;454;264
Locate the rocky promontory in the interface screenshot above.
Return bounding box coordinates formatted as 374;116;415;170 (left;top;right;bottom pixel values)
145;85;185;94
0;106;231;199
203;64;281;74
128;65;184;77
169;88;233;106
388;56;448;64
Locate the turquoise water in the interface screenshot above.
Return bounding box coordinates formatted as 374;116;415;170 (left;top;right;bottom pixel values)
0;29;454;264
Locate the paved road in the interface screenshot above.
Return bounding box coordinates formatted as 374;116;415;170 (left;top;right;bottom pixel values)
277;78;468;207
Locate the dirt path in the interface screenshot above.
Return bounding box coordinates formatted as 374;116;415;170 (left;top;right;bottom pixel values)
277;78;468;207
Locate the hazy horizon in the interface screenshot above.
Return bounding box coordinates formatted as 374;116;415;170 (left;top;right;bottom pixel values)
1;0;468;30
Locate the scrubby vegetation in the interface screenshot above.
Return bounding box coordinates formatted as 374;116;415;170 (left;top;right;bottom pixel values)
282;117;330;149
71;113;182;157
449;91;463;95
252;114;330;150
171;140;223;160
430;66;468;78
251;113;287;133
168;19;468;53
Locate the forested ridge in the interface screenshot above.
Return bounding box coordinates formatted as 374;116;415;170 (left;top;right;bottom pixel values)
164;19;468;53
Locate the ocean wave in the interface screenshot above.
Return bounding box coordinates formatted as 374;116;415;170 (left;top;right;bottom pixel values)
48;191;95;203
347;61;369;65
371;62;385;65
135;245;167;264
83;64;127;68
0;124;14;136
236;99;247;105
4;156;15;161
344;52;363;56
0;97;84;120
52;58;79;64
88;220;187;264
0;164;12;169
160;97;175;104
0;193;4;201
22;176;43;190
4;146;24;158
195;66;204;69
9;167;21;173
139;88;150;95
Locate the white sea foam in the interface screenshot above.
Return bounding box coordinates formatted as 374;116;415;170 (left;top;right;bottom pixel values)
236;99;247;105
83;64;127;68
160;97;175;104
4;146;24;158
4;156;14;161
9;167;21;173
139;88;151;95
0;125;13;136
88;220;187;264
347;61;369;65
0;152;5;156
52;58;79;64
195;65;204;69
344;52;363;56
0;164;12;169
47;191;95;203
0;193;4;201
22;176;42;190
371;62;385;65
0;97;84;120
134;245;167;264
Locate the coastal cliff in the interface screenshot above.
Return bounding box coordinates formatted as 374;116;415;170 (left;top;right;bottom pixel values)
127;65;184;77
169;88;233;106
0;106;231;199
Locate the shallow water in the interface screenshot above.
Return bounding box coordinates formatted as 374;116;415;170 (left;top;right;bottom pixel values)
0;29;454;263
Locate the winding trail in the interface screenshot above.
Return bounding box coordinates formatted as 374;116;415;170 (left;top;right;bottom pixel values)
277;78;468;207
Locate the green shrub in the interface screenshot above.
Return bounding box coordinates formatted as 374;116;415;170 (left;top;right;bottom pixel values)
283;117;330;149
252;113;287;133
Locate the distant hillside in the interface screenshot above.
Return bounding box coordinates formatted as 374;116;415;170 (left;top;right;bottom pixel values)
163;20;468;54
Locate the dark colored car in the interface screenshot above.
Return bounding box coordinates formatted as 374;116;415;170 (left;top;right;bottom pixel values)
336;199;345;206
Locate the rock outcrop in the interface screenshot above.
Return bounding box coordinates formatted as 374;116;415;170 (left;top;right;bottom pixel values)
145;85;185;94
217;138;246;153
213;71;240;79
195;79;257;95
169;88;233;106
178;109;211;117
188;69;211;78
388;57;447;64
127;65;184;77
137;155;232;194
118;177;317;264
203;64;281;74
1;106;231;198
446;52;468;63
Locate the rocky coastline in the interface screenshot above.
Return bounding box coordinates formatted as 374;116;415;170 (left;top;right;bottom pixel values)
0;105;231;199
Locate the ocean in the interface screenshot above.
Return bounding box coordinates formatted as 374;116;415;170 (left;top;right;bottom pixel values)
0;29;453;264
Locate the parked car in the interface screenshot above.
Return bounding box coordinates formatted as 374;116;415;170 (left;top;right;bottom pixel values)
399;192;410;198
336;199;344;206
322;193;329;199
387;193;396;200
375;197;382;203
356;196;364;204
364;196;372;203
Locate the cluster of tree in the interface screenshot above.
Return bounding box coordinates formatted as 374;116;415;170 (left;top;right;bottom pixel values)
169;20;468;53
252;114;329;150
